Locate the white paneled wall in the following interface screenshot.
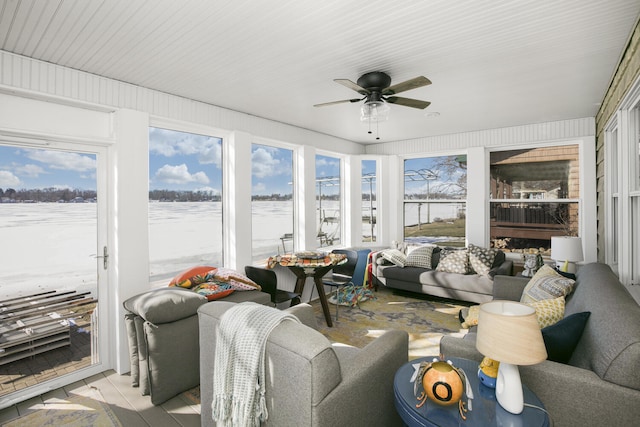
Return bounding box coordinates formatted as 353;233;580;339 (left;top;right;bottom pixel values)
0;51;363;155
365;118;595;155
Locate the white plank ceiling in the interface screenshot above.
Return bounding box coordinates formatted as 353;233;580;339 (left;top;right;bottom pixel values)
1;0;638;144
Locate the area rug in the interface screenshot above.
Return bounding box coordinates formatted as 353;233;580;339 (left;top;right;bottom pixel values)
4;393;122;427
181;385;201;406
312;286;470;359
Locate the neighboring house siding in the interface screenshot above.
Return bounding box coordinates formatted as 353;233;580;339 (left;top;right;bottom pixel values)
595;19;640;262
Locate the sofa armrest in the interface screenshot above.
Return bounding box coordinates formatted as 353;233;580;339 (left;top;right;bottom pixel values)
440;334;483;362
318;330;409;426
492;275;529;300
489;259;513;278
285;303;318;330
519;360;640;427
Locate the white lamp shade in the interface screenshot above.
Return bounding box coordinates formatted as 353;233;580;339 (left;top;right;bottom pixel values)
476;301;547;365
551;236;584;263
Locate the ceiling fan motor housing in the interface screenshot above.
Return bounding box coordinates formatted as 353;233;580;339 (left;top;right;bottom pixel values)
357;71;392;91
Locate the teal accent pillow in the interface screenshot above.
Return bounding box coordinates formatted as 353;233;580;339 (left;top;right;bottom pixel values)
542;311;590;363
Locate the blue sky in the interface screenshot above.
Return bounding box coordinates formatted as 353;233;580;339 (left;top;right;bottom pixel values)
1;131;379;196
0;145;96;191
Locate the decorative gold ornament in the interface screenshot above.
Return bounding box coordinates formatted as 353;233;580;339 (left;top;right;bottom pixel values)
414;358;468;420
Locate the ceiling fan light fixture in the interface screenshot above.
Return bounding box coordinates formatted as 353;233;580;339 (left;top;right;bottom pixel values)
360;100;390;122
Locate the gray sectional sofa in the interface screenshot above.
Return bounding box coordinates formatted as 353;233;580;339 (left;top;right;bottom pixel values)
440;263;640;427
371;246;513;303
123;286;271;404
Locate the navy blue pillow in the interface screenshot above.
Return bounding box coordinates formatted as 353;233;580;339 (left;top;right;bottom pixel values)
541;311;590;364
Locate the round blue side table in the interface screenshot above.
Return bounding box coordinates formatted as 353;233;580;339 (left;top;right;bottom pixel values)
394;357;550;427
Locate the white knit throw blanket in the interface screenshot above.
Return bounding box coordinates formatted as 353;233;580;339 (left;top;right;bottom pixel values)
212;302;300;427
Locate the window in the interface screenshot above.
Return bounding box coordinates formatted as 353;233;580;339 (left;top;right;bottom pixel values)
148;127;223;286
251;144;294;259
489;145;580;255
403;155;467;246
316;154;341;247
362;159;377;242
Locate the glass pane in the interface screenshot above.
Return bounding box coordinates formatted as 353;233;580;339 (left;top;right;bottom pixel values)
490;146;579;200
404;201;466;246
362;160;377;242
490;201;579;254
404;155;467;200
316;154;341;247
251;144;293;259
403;155;467;244
0;145;98;399
632;196;639;284
148;127;223;286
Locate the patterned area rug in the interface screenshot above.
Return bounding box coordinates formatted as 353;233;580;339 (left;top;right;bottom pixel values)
313;285;470;359
4;393;122;427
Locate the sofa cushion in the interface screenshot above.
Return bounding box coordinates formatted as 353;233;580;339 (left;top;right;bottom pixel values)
521;265;575;303
381;248;407;267
436;249;469;274
405;245;436;268
542;311;590;364
124;288;207;324
468;244;497;275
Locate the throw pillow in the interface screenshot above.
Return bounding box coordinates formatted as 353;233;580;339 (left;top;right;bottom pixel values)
213;268;261;291
460;305;480;328
520;265;575;304
468;244;497;275
526;296;565;328
168;265;217;288
381;248;407;267
192;282;235;301
405;245;436;268
435;249;469;274
542;312;591;363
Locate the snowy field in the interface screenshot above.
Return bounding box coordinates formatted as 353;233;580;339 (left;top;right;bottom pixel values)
0;200;459;298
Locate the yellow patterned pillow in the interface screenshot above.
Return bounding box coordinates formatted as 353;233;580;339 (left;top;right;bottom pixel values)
526;296;565;328
520;265;575;304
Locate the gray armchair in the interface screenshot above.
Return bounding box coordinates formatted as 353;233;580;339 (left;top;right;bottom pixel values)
198;301;409;427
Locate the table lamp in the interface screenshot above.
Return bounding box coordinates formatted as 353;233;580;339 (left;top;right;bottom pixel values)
476;301;547;414
551;236;583;274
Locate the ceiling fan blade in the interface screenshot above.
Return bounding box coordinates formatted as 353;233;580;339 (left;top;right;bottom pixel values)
313;98;363;107
334;79;370;95
385;96;431;109
382;76;432;95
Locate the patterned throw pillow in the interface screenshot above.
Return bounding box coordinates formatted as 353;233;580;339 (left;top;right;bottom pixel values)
405;245;436;268
192;282;235;301
520;265;575;304
168;265;217;288
468;244;497;275
213;268;261;291
435;249;469;274
526;296;565;328
381;248;407;267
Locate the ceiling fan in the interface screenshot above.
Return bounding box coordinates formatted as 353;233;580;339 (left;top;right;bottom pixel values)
313;71;432;110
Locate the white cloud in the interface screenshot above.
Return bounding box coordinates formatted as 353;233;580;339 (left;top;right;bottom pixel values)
149;128;222;166
253;182;266;193
154;164;210;185
252;147;283;178
20;164;47;178
0;170;21;187
26;150;95;172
